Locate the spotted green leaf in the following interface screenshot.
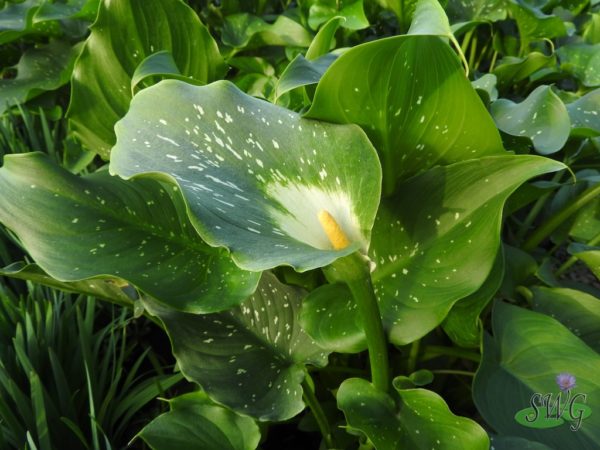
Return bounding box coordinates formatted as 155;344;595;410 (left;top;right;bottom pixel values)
445;0;506;22
337;378;489;450
0;40;77;114
508;0;567;48
137;392;261;450
474;302;600;448
143;272;329;421
33;0;99;22
532;286;600;352
299;283;366;353
221;13;312;50
0;0;60;45
305;7;503;194
275;53;337;101
0;153;258;313
68;0;225;158
110;80;381;272
472;73;498;102
491;85;570;154
566;88;600;137
369;155;565;344
0;262;134;308
442;248;504;348
307;0;368;31
558;44;600;87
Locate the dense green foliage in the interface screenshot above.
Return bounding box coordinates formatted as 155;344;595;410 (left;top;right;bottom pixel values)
1;0;599;449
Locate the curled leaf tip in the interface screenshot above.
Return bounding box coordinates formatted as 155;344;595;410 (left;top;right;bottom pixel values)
318;209;350;250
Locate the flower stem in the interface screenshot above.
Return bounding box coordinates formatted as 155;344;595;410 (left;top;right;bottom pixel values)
328;253;390;392
523;183;600;251
302;374;334;449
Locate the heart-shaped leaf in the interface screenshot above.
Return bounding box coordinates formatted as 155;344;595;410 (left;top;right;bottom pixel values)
558;44;600;87
137;392;261;450
0;153;258;313
221;13;312;50
473;302;600;447
305;0;503;194
110;80;381;272
143;272;329;421
532;286;600;352
369;155;564;344
0;40;77;114
299;282;366;353
337;378;489;449
68;0;225;158
308;0;368;31
491;85;570;154
566;88;600;137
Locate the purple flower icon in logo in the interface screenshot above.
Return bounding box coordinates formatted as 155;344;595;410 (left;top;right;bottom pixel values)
556;373;576;392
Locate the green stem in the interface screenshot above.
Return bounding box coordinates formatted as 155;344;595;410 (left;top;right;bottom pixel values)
555;230;600;277
516;286;533;305
328;253;390;391
516;171;564;242
431;369;475;377
302;375;334;449
406;339;420;374
523;183;600;251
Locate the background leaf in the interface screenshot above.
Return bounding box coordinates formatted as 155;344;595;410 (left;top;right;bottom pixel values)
474;302;600;448
306;33;503;194
0;41;77;114
68;0;225;158
337;378;489;450
138;391;261;450
491;85;570;154
0;153;258;313
143;272;329;421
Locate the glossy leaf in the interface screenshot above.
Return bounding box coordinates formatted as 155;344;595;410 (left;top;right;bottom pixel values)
68;0;225;158
221;13;312;49
337;378;489;450
143;272;329;421
491;85;570;154
275;53;337;100
508;0;567;47
566;88;600;137
110;80;381;272
306;28;503;194
369;155;565;344
532;286;600;352
33;0;99;22
489;435;552;450
445;0;506;22
138;392;261;450
306;16;345;60
0;153;258;313
299;282;366;353
558;44;600;87
308;0;368;30
474;302;600;448
493;52;556;89
0;0;61;44
472;73;498;102
442;248;504;348
0;40;77;114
